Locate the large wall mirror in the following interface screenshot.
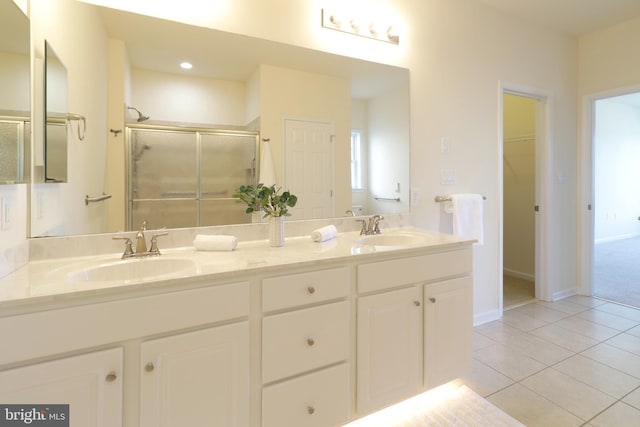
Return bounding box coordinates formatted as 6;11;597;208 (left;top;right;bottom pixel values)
0;0;30;184
29;0;410;237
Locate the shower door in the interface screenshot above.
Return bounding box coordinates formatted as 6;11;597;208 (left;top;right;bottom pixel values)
127;127;257;230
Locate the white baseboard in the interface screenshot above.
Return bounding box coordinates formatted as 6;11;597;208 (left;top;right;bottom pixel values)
503;268;534;282
474;309;501;326
552;287;577;301
594;233;640;245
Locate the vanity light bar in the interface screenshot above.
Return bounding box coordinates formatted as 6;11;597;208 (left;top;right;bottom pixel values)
321;9;400;45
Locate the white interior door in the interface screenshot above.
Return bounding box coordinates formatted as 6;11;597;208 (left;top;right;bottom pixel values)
284;119;334;220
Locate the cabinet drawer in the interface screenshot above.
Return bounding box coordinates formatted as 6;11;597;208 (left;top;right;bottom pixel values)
357;248;471;294
0;281;249;366
262;363;350;427
262;267;350;312
262;301;349;383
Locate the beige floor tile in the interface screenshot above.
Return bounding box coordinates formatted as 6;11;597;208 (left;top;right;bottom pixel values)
473;331;497;351
555;316;621;341
579;308;640;331
487;383;584;427
582;343;640;378
513;303;571;323
530;324;600;353
627;325;640;338
622;386;640;410
554;355;640;399
457;359;514;397
499;332;574;365
501;310;549;332
474;343;546;381
595;303;640;323
537;299;590;315
590;402;640;427
565;295;607;308
521;368;616;421
606;333;640;357
475;320;526;343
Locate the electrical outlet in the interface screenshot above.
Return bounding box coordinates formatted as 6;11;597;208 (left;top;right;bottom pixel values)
1;197;12;231
411;187;421;206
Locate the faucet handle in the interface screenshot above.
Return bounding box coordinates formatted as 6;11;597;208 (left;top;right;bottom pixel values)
113;237;134;258
149;232;169;255
372;215;384;234
356;219;368;235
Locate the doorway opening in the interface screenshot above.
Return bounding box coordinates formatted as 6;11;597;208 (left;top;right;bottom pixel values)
591;92;640;308
502;93;537;309
499;82;551;313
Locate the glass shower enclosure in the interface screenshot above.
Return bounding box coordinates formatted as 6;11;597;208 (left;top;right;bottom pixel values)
126;126;259;230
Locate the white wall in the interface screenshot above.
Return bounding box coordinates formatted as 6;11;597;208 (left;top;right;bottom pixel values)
0;52;30;112
131;69;247;126
593;99;640;242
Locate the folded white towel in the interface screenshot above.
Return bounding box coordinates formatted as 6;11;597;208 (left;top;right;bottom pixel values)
451;194;484;245
193;234;238;251
311;225;337;242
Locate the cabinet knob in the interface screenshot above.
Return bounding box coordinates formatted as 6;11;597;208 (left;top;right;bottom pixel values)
414;300;421;307
307;338;315;347
144;362;155;372
307;406;315;415
307;286;316;294
105;371;117;382
429;297;436;303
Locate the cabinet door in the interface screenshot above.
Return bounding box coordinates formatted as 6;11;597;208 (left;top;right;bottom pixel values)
424;277;473;388
140;322;249;427
356;286;422;415
0;348;123;427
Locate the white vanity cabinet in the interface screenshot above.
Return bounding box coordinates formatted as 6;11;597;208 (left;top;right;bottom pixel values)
0;348;123;427
424;276;473;388
139;322;250;427
356;286;423;415
261;267;351;427
356;248;473;416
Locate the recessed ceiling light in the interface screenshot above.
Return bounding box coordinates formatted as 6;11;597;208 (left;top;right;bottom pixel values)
180;62;193;70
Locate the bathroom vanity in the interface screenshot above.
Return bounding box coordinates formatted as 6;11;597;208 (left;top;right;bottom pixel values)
0;227;473;427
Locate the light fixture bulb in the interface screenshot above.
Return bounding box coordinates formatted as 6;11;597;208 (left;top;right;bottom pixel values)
180;62;193;70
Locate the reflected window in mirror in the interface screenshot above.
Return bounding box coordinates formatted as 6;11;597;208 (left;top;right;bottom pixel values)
0;0;31;184
351;130;364;191
44;40;68;183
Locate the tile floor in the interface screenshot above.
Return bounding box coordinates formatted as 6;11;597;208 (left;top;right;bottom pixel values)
456;295;640;427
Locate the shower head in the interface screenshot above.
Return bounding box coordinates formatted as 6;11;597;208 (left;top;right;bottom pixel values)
127;106;149;122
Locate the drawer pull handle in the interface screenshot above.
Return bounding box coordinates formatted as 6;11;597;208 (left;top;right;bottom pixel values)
414;300;421;306
307;286;316;294
307;338;315;347
105;371;117;382
429;297;436;303
307;406;315;415
145;362;155;372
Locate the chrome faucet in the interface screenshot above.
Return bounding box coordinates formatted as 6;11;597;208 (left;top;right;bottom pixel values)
113;221;168;259
135;221;148;254
358;215;384;235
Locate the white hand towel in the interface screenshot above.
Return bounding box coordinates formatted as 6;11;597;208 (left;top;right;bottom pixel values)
311;225;337;242
259;140;277;187
193;234;238;251
451;194;484;245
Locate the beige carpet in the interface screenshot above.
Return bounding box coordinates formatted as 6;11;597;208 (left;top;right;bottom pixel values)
345;384;524;426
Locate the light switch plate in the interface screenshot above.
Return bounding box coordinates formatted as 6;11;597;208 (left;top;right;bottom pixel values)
440;169;456;185
1;196;12;231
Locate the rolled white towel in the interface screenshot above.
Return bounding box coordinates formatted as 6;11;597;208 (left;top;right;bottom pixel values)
311;225;337;243
193;234;238;251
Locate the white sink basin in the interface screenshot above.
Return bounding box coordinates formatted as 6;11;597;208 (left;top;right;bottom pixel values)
356;232;427;247
67;257;197;283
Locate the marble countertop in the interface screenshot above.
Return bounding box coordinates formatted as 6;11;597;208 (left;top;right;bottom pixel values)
0;227;473;314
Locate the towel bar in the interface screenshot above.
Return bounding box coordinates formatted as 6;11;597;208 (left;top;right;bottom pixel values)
374;196;401;202
435;195;486;202
85;193;112;205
